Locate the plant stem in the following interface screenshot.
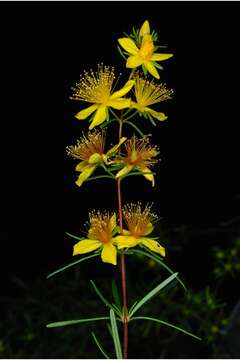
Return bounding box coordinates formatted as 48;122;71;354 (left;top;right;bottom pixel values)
117;110;128;359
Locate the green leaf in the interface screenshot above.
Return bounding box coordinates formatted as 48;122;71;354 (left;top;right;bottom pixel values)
121;171;156;180
129;272;178;317
85;174;114;182
117;45;127;60
65;232;85;241
110;309;123;359
90;280;113;309
46;252;100;279
152;61;164;70
91;332;110;359
130;249;186;291
46;316;109;328
100;118;118;129
124;120;146;137
112;280;122;311
131;316;202;340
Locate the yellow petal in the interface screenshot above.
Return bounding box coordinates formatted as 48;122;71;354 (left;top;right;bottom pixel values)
144;61;160;79
139;20;150;37
75;165;96;187
140;238;166;257
126;55;143;68
115;165;134;179
115;235;138;249
145;108;168;121
106;137;127;158
75;160;88;172
151;53;174;61
75;104;98;120
73;239;101;256
107;98;131;110
110;80;135;100
118;37;139;55
140;166;155;186
101;243;117;265
110;213;117;232
144;222;154;236
89;105;107;129
88;153;102;164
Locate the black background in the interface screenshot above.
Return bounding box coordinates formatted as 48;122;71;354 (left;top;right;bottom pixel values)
1;1;240;294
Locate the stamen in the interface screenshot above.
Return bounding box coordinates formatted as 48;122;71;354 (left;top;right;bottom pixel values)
70;64;116;104
88;210;113;244
123;135;159;167
66;130;106;160
123;202;158;237
134;75;173;107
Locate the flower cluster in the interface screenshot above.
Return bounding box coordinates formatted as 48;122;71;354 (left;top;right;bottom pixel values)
67;20;173;265
73;204;165;265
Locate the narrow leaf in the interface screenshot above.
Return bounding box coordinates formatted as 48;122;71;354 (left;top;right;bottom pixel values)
112;280;122;311
65;232;85;241
91;332;110;359
130;249;186;291
86;175;114;182
46;316;109;328
46;252;100;279
90;280;113;309
131;316;202;340
129;272;178;317
124;120;146;137
110;309;123;359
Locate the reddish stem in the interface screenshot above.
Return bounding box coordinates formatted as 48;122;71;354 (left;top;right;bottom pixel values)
117;111;128;359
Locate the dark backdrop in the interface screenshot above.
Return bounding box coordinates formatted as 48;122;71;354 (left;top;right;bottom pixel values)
1;2;239;294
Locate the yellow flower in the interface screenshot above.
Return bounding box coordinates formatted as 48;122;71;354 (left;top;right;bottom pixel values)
66;130;126;187
132;75;173;121
73;212;118;265
70;64;134;129
115;203;165;257
115;135;159;186
118;20;173;79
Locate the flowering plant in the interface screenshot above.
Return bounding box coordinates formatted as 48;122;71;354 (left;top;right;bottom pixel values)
46;20;200;358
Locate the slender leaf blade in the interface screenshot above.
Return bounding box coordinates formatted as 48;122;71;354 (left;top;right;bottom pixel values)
129;272;178;317
130;249;187;291
131;316;201;340
91;332;110;359
112;280;121;310
90;280;113;309
46;316;109;328
46;252;100;279
110;309;123;359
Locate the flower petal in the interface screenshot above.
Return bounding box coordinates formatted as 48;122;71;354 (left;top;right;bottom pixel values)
115;165;134;179
140;238;166;257
115;235;138;249
139;166;155;186
146;107;168;121
139;20;150;37
144;222;154;236
144;61;160;79
73;239;101;256
75;104;98;120
151;53;174;61
101;243;117;265
75;160;88;172
75;164;96;187
107;98;131;110
88;153;102;164
110;80;135;100
126;55;143;68
110;213;117;232
118;37;139;55
106;137;127;158
89;105;107;129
